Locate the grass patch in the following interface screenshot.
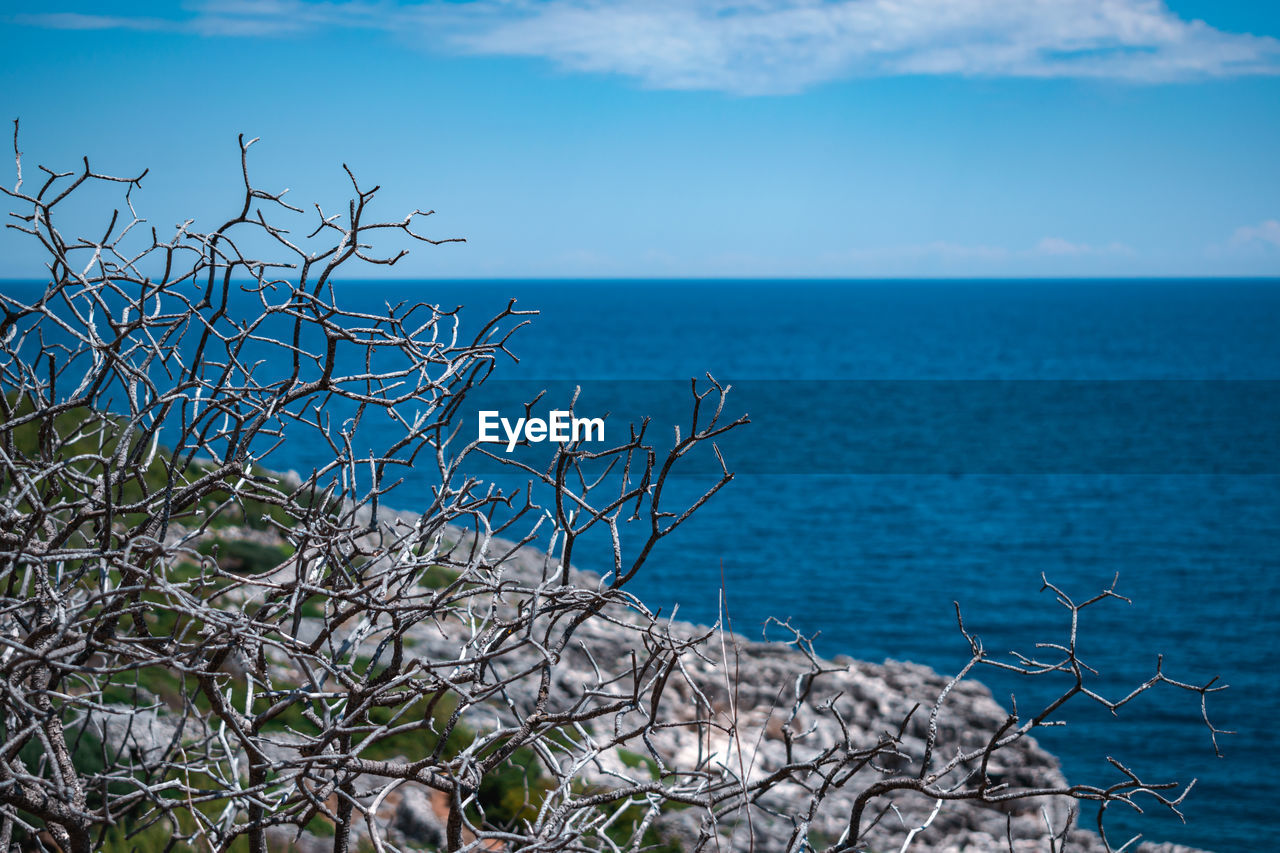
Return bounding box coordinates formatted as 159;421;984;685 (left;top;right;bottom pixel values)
617;748;661;780
198;538;294;575
421;564;462;590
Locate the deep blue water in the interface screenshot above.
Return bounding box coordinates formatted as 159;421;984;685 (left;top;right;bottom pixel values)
400;279;1279;853
4;278;1277;850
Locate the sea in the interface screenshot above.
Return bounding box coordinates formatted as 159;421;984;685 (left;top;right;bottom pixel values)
391;279;1279;853
5;278;1277;851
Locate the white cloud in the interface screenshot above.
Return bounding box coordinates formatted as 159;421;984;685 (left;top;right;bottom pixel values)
1229;219;1280;249
14;12;177;31
836;241;1011;262
451;0;1280;92
15;0;1280;94
832;237;1132;263
15;1;397;38
1032;237;1134;256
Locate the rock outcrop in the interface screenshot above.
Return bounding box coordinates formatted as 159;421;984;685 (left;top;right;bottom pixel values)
388;527;1207;853
120;519;1206;852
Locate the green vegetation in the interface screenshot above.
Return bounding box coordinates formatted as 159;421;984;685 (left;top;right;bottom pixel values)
599;799;685;853
4;397;688;850
4;399;280;531
197;537;294;574
617;747;661;780
475;745;551;828
421;563;462;590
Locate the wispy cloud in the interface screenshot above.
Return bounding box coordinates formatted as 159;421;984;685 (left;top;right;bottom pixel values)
15;2;396;37
1032;237;1135;257
454;0;1280;93
15;0;1280;94
836;241;1011;263
1229;219;1280;249
834;237;1133;263
15;12;178;31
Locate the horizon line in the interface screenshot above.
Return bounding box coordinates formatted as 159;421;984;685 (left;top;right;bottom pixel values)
3;275;1280;284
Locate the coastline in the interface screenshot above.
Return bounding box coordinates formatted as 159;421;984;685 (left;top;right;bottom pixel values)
183;516;1214;852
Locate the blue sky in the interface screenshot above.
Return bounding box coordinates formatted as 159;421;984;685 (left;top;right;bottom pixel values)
2;0;1278;278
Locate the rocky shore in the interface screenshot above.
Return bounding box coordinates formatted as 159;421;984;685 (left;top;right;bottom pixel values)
407;529;1210;853
139;518;1210;853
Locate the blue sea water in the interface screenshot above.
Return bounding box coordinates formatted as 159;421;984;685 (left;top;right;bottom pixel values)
5;278;1277;850
392;278;1279;853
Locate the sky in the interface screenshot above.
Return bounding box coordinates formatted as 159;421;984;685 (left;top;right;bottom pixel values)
1;0;1278;278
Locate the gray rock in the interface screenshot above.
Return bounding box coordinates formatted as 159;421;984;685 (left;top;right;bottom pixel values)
393;785;447;848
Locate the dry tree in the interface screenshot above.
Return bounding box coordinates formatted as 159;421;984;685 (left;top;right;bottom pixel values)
0;124;1226;853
